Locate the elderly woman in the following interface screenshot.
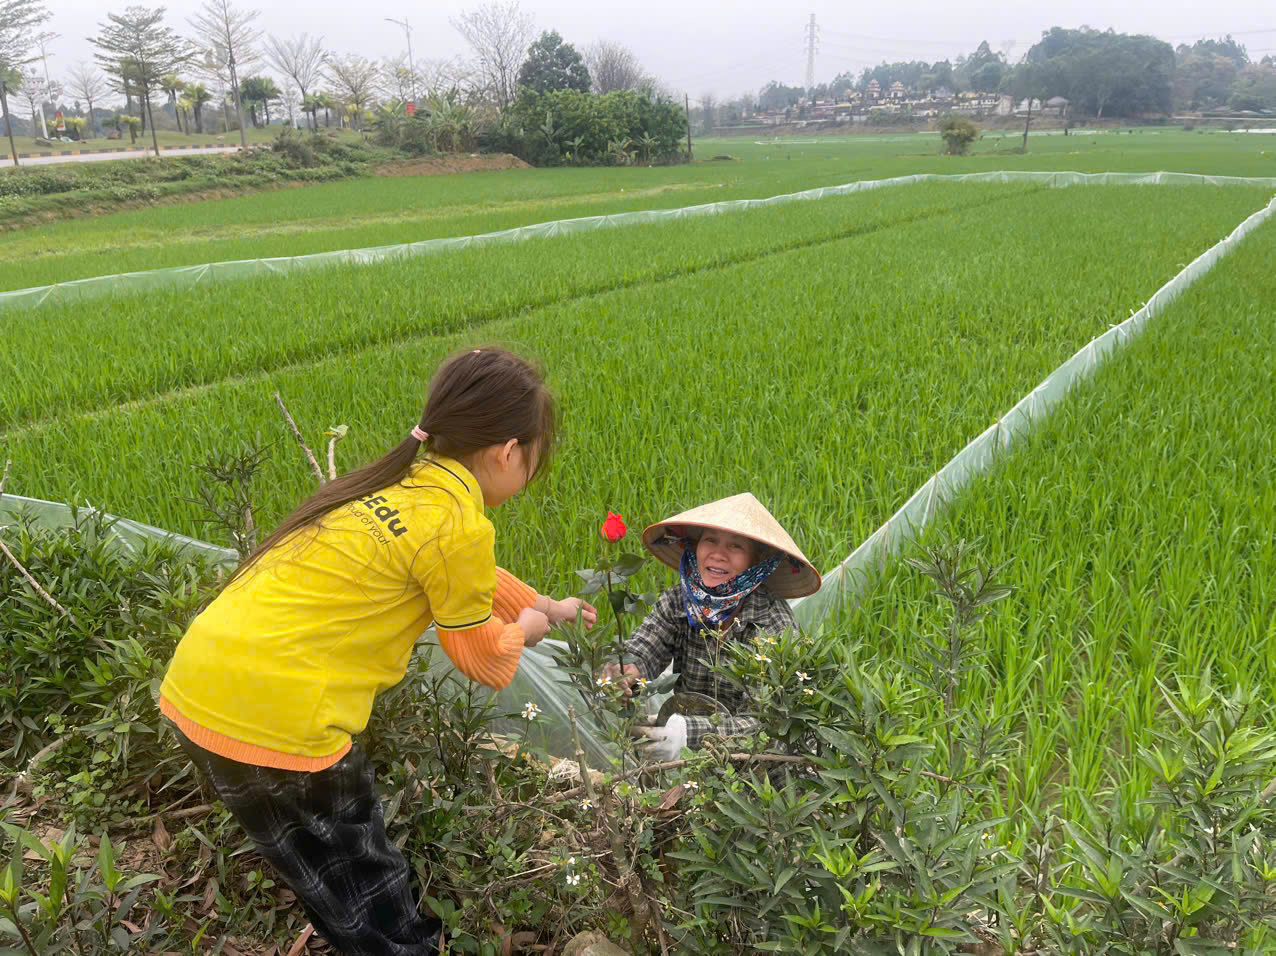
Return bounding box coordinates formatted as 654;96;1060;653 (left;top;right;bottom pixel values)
603;493;821;759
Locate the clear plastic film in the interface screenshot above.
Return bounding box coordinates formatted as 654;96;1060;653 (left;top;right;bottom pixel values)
0;492;239;564
4;170;1275;313
793;191;1276;628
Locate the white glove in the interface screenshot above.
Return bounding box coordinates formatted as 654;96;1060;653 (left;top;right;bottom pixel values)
632;714;688;762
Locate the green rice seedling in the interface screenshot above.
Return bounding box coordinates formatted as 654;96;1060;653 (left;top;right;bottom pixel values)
0;181;1045;427
834;217;1276;835
4;185;1266;613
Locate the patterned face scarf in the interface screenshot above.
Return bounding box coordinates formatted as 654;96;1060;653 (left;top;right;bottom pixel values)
679;544;782;633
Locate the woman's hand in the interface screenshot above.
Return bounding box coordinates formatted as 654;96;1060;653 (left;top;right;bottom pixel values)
600;661;642;697
547;597;597;630
517;607;550;647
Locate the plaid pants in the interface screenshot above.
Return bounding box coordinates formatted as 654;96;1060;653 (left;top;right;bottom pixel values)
176;731;442;956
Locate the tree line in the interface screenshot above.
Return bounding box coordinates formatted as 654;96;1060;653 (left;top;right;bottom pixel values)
0;0;667;165
723;29;1275;127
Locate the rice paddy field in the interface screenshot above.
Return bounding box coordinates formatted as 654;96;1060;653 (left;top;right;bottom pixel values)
6;129;1276;835
5;127;1273;289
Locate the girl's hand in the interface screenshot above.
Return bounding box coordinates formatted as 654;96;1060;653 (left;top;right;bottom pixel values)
549;597;597;630
517;607;551;647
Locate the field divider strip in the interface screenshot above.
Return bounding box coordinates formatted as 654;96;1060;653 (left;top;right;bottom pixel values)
0;187;1035;436
5;169;1275;313
792;191;1276;627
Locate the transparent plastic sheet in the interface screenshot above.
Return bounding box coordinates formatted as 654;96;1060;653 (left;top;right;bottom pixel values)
0;492;238;564
793;192;1276;628
5;170;1276;313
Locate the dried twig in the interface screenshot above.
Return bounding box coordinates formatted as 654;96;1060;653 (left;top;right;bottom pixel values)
274;392;325;486
6;737;67;804
0;458;10;496
326;426;347;481
1261;775;1276;804
548;751;965;803
286;923;315;956
569;706;651;936
0;538;78;625
125;804;215;827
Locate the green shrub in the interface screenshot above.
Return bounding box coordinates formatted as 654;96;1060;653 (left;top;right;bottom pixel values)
500;89;687;167
0;508;219;765
938;114;979;155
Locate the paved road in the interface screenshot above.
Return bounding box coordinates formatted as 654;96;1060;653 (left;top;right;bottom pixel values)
0;145;241;168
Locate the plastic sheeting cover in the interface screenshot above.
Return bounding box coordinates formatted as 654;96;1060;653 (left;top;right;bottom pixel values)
793;191;1276;627
1;492;239;564
5;170;1276;313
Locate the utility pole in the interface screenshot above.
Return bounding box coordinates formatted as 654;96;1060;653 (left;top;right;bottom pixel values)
804;14;818;98
386;18;417;106
685;92;692;160
37;33;59;139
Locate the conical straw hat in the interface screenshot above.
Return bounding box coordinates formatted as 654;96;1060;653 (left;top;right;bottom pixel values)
641;493;821;598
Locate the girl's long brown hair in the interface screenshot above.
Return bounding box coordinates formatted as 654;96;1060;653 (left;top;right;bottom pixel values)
229;347;555;583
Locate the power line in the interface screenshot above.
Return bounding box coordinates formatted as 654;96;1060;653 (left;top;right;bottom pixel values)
804;14;819;94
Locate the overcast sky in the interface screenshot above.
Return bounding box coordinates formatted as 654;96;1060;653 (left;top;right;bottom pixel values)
42;0;1276;100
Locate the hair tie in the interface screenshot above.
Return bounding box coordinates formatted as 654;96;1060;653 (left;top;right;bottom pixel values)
411;426;429;443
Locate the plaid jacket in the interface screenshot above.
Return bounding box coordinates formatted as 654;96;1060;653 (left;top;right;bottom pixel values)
623;586;799;749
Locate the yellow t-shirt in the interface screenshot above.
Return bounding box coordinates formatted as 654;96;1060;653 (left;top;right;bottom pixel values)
160;457;504;762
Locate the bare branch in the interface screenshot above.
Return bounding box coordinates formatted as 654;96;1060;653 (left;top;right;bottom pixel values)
265;33;325;101
325;52;377;128
450;1;533;108
547;751;964;804
274;391;325;486
1;538;78;624
583;39;651;94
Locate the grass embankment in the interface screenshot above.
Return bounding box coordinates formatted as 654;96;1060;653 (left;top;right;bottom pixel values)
0;131;390;232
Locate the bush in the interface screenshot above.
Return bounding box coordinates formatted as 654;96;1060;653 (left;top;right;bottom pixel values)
938;114;979;155
270;127;319;168
0;507;220;766
501;88;687;167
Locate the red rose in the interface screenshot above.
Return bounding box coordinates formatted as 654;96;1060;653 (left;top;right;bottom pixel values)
600;512;627;542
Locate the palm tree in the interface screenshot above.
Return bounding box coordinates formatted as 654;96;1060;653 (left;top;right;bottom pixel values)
177;94;194;136
317;92;336;128
301;93;322;130
186;82;213;135
161;73;186;133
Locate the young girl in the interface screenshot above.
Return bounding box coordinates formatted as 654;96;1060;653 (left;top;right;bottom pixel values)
605;493;821;760
160;347;596;956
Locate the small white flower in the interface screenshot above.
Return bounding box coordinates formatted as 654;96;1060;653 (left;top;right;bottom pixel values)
567;856;576;866
596;675;612;686
803;687;815;696
796;671;809;682
636;677;649;688
763;636;777;645
685;780;699;790
754;653;770;663
581;798;593;810
522;702;541;720
566;872;581;886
